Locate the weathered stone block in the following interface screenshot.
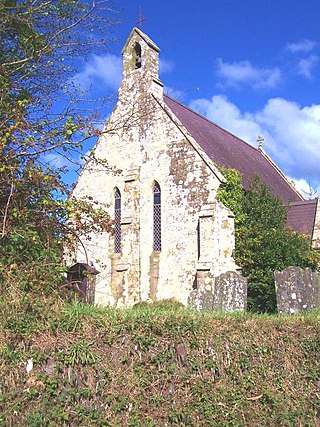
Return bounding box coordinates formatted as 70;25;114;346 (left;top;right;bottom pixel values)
275;267;320;314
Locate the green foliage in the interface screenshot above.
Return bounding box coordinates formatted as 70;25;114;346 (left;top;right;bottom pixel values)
218;168;320;313
0;1;115;308
216;167;246;226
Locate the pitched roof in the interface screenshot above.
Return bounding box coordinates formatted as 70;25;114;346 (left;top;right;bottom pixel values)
164;95;302;203
286;200;317;237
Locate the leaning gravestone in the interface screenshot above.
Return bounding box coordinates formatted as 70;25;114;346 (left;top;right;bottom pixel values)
188;271;247;312
274;267;320;315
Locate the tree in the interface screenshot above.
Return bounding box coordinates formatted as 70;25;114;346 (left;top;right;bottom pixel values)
1;0;117;159
0;1;117;302
218;168;320;313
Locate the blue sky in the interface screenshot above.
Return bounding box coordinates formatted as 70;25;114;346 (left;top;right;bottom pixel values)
68;0;320;197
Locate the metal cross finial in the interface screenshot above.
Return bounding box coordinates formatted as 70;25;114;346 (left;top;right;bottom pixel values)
257;135;264;150
135;6;146;30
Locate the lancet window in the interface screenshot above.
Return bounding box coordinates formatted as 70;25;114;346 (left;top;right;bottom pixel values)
114;188;121;253
153;182;161;251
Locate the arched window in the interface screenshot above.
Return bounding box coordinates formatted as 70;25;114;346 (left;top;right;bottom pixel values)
133;42;142;69
114;188;121;253
153;182;161;251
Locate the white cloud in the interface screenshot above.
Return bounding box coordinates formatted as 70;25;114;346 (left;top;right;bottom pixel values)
190;95;264;144
159;58;174;74
71;54;122;91
288;176;319;199
297;55;319;79
189;95;320;187
286;39;317;54
216;58;282;89
70;55;174;91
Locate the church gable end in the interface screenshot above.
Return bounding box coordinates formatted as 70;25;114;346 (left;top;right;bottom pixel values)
70;28;269;309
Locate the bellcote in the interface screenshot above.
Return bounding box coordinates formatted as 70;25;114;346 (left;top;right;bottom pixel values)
120;27;163;99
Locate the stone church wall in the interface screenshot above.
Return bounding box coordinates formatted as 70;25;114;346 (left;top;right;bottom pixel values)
70;28;238;308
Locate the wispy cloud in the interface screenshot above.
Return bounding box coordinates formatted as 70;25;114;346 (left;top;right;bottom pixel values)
190;95;320;187
71;54;122;92
216;58;282;89
159;58;174;74
286;39;317;54
43;152;71;169
297;55;319;79
286;40;319;79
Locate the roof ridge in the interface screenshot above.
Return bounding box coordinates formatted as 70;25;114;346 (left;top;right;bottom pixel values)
164;94;260;154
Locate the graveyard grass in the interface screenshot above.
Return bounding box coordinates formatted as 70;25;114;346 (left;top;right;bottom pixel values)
1;298;319;427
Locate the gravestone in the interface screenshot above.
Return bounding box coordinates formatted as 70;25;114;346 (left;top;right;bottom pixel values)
188;271;247;312
274;267;320;314
213;271;247;312
188;286;214;311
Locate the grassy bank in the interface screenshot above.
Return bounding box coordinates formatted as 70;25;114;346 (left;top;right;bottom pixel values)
0;300;319;426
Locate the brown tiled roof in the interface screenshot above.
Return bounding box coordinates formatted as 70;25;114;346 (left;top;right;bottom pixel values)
164;95;302;203
286;200;317;237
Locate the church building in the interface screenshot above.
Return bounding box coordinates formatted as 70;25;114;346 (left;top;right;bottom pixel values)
70;28;320;307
